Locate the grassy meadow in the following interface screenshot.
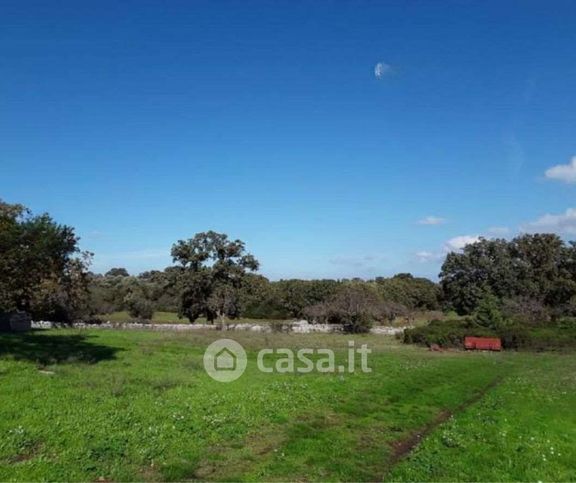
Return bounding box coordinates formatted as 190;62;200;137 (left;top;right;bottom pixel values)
0;329;574;481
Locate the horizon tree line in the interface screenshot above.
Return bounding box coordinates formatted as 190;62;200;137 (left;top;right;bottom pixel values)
2;199;576;330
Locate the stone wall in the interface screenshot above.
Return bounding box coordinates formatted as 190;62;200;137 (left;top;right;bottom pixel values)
32;319;407;335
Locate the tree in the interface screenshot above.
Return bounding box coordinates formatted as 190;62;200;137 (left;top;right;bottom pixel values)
274;279;341;318
120;276;155;320
30;252;93;321
440;234;576;317
473;293;504;330
0;200;91;320
303;283;383;333
88;272;133;314
125;294;155;320
501;296;550;326
88;268;174;317
105;267;129;278
170;231;259;323
239;274;289;319
440;237;514;314
374;273;440;310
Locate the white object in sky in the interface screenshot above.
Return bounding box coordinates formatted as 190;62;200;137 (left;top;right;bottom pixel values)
374;62;392;79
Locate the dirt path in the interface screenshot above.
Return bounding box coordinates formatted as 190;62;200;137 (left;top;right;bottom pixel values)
386;377;502;469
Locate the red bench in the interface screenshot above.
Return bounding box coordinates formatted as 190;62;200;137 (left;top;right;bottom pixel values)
464;336;502;351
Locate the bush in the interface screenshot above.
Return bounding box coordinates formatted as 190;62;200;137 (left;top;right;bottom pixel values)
403;319;493;348
242;300;290;320
270;320;291;333
380;301;409;323
403;318;576;350
125;297;155;321
339;312;373;334
303;285;380;333
498;326;576;351
556;316;576;329
473;294;504;329
501;297;550;326
303;301;373;333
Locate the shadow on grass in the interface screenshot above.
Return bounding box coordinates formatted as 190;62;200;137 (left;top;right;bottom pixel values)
0;330;122;365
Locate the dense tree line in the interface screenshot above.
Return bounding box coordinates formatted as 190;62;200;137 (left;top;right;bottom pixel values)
5;200;576;332
85;234;576;329
0;200;445;327
86;268;441;325
440;234;576;321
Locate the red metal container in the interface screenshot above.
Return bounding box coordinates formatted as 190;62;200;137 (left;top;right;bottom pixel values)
464;336;502;351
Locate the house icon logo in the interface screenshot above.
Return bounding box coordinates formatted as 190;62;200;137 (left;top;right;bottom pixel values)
215;347;237;371
203;339;247;382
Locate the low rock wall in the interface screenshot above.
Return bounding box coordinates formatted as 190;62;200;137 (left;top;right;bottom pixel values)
32;320;407;335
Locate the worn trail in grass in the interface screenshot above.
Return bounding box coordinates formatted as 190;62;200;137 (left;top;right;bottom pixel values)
387;353;576;481
0;329;573;481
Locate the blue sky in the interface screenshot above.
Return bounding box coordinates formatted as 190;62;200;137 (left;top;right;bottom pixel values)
2;0;576;279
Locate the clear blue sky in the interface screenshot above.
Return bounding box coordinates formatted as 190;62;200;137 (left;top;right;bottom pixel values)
2;0;576;279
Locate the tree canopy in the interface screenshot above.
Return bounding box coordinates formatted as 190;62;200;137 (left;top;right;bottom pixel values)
0;200;91;320
170;231;259;323
440;234;576;315
105;267;130;278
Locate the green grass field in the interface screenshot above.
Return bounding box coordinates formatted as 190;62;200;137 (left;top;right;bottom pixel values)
0;329;574;481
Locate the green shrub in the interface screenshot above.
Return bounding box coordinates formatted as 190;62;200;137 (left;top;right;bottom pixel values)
556;316;576;329
125;297;155;321
499;326;576;351
473;294;504;329
403;318;576;350
303;285;379;333
340;313;373;334
403;319;493;348
270;320;290;333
